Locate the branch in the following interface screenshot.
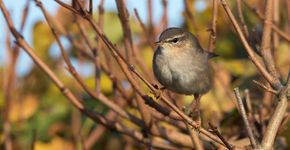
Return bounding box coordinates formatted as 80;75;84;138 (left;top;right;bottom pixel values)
55;0;227;147
261;70;290;149
253;80;278;94
208;123;235;150
242;0;290;42
236;0;249;37
234;88;258;148
207;0;218;52
133;8;155;49
0;2;181;149
220;0;282;90
115;0;154;81
260;0;281;88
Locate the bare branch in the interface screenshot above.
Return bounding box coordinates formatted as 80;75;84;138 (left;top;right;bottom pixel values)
242;0;290;42
208;123;235;150
260;0;281;88
134;8;155;49
253;80;278;94
207;0;218;52
234;88;258;148
237;0;249;37
54;1;227;147
220;0;282;90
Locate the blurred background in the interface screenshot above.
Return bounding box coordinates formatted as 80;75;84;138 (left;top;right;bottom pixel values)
0;0;289;149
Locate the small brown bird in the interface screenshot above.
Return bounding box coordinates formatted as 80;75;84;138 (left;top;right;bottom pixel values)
153;27;215;126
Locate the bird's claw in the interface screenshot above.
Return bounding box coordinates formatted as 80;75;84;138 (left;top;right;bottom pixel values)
150;84;166;100
183;101;202;132
195;119;202;133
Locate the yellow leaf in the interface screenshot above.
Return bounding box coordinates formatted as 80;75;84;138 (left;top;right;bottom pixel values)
100;73;113;94
140;46;154;69
33;21;54;60
9;95;38;122
220;59;256;76
35;136;73;150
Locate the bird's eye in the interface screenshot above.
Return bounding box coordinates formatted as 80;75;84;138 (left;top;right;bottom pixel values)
172;38;178;43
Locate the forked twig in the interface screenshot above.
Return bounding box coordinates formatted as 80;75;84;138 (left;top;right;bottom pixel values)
253;80;278;94
234;88;258;148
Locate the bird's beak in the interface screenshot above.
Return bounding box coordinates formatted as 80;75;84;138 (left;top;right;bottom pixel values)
155;40;163;46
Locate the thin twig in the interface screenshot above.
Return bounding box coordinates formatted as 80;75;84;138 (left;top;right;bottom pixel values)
277;113;290;134
159;0;168;29
272;0;280;54
220;0;282;90
260;0;281;87
208;123;235;150
244;89;260;141
242;0;290;42
3;1;30;149
253;80;278;94
134;8;155;49
236;0;249;37
186;123;204;150
244;89;252;114
75;17;101;94
54;1;227;147
35;0;146;129
0;2;180;149
95;0;104;94
147;0;154;39
115;0;134;63
89;0;92;15
116;0;154;81
85;96;126;149
286;0;290;31
207;0;218;52
183;0;200;38
56;1;207;148
234;88;258;148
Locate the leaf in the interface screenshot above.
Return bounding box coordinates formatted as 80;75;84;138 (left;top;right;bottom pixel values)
220;59;256;76
140;46;154;69
94;12;123;43
35;136;73;150
32;21;54;60
9;95;39;122
85;73;113;95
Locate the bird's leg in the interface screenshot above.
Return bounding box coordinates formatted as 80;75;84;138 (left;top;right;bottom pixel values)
183;100;194;117
194;94;202;129
183;94;202;130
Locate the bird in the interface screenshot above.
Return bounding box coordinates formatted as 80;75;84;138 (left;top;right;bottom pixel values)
152;27;216;126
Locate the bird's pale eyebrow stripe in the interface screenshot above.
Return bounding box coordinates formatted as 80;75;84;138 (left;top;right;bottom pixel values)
165;33;185;42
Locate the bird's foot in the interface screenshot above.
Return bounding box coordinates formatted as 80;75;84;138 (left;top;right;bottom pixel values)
151;84;166;100
195;116;202;132
183;99;203;132
194;94;202;131
182;104;193;117
183;105;200;132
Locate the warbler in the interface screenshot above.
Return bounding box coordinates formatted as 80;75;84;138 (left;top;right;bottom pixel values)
153;27;216;125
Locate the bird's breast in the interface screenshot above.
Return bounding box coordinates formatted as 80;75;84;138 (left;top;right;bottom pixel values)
153;48;211;95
